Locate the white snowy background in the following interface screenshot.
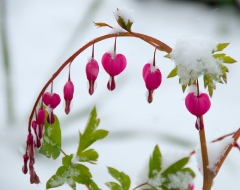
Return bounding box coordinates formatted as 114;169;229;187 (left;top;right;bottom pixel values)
0;0;240;190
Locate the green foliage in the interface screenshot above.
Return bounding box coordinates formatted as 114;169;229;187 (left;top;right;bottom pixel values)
106;167;131;190
39;114;61;159
146;145;195;190
46;154;92;190
76;106;108;163
45;107;106;190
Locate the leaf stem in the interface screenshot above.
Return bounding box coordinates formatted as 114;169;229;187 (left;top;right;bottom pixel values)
60;149;67;156
28;31;172;132
85;184;91;190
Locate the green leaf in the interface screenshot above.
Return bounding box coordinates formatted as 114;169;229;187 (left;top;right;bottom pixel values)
90;179;101;190
167;67;177;78
181;84;187;93
62;154;74;166
46;155;92;190
215;43;229;52
77;149;99;163
221;65;229;73
107;167;131;190
149;145;162;178
115;8;133;31
39;114;61;160
161;157;189;177
222;55;237;64
106;182;123;190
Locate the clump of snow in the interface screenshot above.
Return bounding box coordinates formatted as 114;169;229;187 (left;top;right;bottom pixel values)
113;7;134;23
195;137;234;174
167;172;193;190
148;172;166;189
170;36;222;85
109;26;125;34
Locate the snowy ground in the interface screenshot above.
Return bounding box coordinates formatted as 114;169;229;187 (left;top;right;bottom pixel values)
0;0;240;190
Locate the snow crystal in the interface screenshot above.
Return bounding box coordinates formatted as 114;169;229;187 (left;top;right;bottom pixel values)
113;7;134;24
195;137;234;174
167;172;193;190
170;36;222;85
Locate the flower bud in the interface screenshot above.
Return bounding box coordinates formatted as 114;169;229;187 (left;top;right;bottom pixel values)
142;63;162;103
86;58;99;95
63;80;74;114
36;108;45;125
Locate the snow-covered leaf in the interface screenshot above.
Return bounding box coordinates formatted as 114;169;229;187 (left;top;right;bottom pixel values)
149;145;162;178
39;114;61;160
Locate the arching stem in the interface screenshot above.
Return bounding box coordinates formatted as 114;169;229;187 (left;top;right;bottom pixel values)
28;32;172;130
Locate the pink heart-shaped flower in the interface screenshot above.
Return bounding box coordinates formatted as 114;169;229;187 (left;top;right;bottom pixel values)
142;63;162;90
42;92;61;109
101;52;127;76
185;92;211;117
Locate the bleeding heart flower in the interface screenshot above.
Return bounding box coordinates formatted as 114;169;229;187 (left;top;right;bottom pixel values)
142;63;162;103
42;92;61;124
63;80;74;114
42;92;61;109
101;52;127;91
86;58;99;95
185;92;211;117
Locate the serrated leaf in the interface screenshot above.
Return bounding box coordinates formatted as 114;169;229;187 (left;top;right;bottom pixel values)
39;114;61;159
215;43;229;52
115;8;133;31
77;107;108;154
106;182;123;190
167;67;177;78
78;129;108;154
222;56;237;64
77;149;99;163
90;179;101;190
46;155;92;190
149;145;162;178
161;157;189;177
107;167;131;190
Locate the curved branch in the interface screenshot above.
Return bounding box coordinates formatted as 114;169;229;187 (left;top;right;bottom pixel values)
28;32;172;131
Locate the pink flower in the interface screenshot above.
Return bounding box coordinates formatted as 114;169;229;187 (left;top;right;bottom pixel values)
185;93;211;117
63;80;74;114
102;52;127;91
142;63;162;103
86;58;99;95
22;153;29;174
42;92;61;124
189;184;194;190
